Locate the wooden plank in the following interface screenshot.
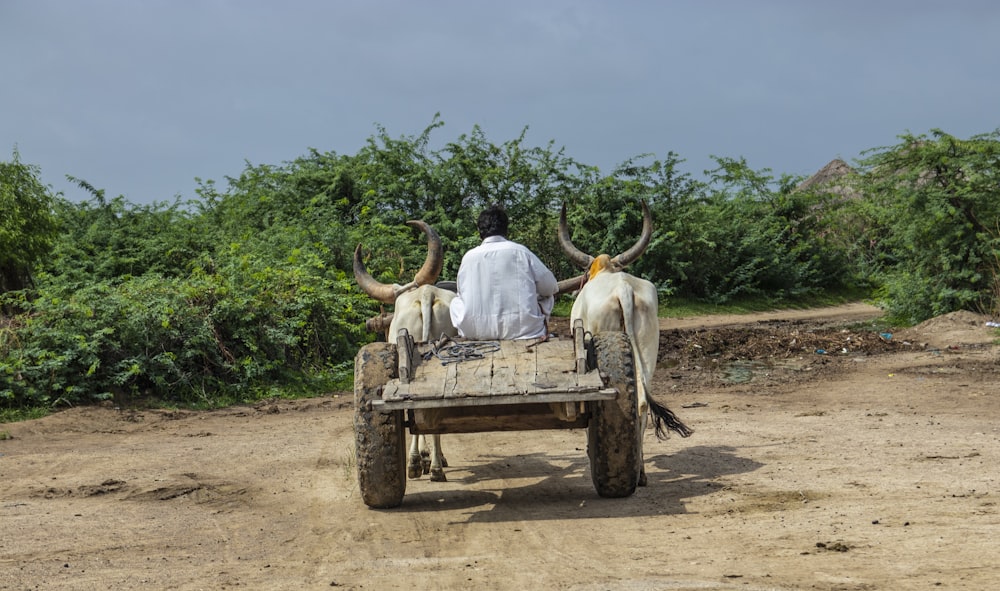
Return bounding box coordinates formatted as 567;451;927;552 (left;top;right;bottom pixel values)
533;340;569;391
379;337;606;403
406;403;593;434
574;321;587;374
373;387;617;411
442;354;463;398
518;341;540;385
397;330;414;384
464;344;499;398
476;340;505;395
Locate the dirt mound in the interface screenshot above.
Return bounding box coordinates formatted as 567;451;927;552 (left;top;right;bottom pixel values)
913;309;992;331
896;310;998;349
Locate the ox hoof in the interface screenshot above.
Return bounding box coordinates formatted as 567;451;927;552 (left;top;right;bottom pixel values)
638;468;648;487
407;457;424;480
430;469;447;482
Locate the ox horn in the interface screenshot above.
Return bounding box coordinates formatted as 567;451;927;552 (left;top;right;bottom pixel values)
353;243;397;304
555;273;588;296
557;203;595;271
609;200;653;269
353;219;445;305
406;220;444;287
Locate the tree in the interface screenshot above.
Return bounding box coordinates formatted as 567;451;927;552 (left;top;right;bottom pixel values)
855;129;1000;322
0;149;58;295
559;153;708;292
561;154;847;303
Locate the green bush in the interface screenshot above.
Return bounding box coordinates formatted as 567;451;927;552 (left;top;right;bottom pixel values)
561;155;849;304
851;129;1000;323
1;149;57;294
1;262;366;408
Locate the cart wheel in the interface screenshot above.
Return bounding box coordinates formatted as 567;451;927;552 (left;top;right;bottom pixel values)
354;342;407;508
587;332;641;498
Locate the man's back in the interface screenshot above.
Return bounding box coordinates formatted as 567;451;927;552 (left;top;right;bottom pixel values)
450;235;557;340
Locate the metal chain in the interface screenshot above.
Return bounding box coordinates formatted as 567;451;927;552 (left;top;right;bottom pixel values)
424;336;500;365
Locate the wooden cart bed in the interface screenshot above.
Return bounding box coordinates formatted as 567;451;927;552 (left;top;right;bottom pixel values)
372;336;616;411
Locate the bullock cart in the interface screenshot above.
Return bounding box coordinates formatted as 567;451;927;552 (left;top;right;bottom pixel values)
353;321;644;508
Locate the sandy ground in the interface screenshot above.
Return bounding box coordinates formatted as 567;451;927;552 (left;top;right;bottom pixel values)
2;303;998;591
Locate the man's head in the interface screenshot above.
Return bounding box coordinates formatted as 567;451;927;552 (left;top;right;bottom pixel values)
477;205;509;239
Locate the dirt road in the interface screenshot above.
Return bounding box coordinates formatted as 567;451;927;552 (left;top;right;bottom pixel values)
2;304;998;590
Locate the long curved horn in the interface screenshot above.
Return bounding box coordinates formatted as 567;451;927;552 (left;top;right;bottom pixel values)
557;203;594;271
407;220;444;287
609;200;653;269
353;243;397;304
555;273;588;296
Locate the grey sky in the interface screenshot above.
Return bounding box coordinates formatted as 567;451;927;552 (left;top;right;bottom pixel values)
3;0;999;204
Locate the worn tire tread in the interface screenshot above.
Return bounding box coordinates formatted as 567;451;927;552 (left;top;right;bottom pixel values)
587;332;641;498
354;343;407;508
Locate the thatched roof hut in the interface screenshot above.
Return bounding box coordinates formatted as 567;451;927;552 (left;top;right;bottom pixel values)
796;158;853;191
795;158;860;200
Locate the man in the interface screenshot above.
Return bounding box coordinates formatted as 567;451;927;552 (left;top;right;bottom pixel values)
450;205;558;340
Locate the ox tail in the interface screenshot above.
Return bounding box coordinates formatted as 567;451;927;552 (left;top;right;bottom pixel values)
615;282;652;406
615;281;641;381
419;288;435;343
647;394;694;439
616;283;693;440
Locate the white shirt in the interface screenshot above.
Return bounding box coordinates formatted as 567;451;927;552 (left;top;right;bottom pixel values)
450;236;558;340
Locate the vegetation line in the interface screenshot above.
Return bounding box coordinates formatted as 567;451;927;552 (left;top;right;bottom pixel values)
2;123;998;413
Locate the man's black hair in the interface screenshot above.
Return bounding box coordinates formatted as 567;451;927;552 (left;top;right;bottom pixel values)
477;205;509;239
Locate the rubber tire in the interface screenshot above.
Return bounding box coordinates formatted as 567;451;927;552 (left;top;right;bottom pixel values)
354;342;407;508
587;332;641;498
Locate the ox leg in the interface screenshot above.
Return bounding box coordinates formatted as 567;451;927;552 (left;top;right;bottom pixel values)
427;435;447;482
407;434;424;479
419;435;432;474
408;411;448;481
440;439;448;468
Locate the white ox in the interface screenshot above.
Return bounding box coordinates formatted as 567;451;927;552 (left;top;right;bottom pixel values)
558;201;692;486
354;220;457;482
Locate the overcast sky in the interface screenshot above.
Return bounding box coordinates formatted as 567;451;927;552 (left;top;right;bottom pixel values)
3;0;999;205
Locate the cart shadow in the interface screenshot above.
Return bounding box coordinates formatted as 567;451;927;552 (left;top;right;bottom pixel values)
395;444;762;521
